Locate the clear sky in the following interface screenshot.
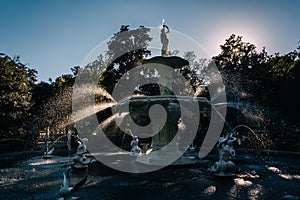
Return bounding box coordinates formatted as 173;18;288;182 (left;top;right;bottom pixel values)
1;0;299;81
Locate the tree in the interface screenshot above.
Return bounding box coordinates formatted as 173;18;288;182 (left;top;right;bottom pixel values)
178;51;210;96
264;49;300;119
0;53;37;140
33;73;75;135
100;25;152;94
213;34;268;101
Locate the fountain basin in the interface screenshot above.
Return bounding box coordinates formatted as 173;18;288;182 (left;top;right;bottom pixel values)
109;95;211;166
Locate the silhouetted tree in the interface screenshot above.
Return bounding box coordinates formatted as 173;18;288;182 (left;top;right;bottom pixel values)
33;73;75;135
0;53;37;141
100;25;152;94
178;51;210;96
213;34;268;101
263;49;300;119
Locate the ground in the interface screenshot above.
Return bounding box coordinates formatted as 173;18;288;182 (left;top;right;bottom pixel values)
0;151;299;200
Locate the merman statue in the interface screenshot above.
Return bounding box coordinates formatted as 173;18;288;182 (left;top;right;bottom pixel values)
209;132;237;176
72;137;94;170
130;135;142;156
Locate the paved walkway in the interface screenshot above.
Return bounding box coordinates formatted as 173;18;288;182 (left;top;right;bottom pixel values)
0;150;299;199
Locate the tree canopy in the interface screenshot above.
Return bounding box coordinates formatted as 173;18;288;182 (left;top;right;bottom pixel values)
100;25;152;94
0;53;37;140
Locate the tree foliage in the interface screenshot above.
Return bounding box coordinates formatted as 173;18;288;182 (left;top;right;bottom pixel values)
213;34;269;101
213;35;300;150
100;25;152;94
213;34;300;118
214;34;268;73
32;73;76;135
264;50;300;118
0;53;37;140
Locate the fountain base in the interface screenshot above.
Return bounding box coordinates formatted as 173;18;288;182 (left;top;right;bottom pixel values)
42;154;54;159
209;160;237;177
136;150;197;166
72;163;88;170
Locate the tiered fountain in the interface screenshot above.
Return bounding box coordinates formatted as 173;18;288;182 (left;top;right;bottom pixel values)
91;21;211;170
108;22;211;166
73;21;228;174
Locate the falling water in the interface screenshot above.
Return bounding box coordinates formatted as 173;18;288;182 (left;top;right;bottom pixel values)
213;101;272;150
46;135;67;151
232;124;267;150
214;101;266;127
72;103;116;123
72;84;116;103
214;101;262;115
45;134;81;155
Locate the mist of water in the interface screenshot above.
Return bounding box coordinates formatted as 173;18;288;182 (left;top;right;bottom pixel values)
72;103;116;123
213;101;272;150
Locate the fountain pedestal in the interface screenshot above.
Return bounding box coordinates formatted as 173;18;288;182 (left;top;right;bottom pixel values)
117;95;210;165
151;101;180;151
129;55;197;165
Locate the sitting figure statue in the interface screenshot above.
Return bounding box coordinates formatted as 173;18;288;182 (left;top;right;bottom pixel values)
130;135;142;156
209;132;237;176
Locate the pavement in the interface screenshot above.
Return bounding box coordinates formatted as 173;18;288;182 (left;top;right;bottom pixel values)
0;150;299;200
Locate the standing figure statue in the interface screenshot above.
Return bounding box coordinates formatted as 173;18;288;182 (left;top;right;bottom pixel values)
160;19;170;56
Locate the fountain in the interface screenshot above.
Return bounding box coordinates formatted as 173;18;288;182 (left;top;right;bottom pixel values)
111;95;210;166
4;24;299;200
107;21;211;166
73;21;226;173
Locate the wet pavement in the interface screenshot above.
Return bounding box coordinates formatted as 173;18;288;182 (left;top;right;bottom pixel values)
0;152;299;200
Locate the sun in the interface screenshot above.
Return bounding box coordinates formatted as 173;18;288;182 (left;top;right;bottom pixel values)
232;48;239;53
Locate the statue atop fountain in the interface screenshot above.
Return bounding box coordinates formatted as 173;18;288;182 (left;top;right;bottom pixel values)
141;19;189;95
160;19;170;56
209;132;237;176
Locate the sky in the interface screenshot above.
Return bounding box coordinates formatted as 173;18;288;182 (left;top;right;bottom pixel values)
0;0;299;81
